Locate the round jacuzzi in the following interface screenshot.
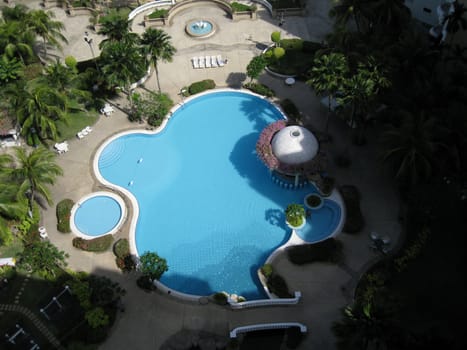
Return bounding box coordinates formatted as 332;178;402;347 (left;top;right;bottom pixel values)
71;192;126;239
185;19;216;38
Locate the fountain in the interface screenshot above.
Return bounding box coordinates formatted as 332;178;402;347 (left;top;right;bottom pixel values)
186;19;216;38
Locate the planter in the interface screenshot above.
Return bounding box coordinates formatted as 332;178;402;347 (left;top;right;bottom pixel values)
304;193;323;210
286;217;306;230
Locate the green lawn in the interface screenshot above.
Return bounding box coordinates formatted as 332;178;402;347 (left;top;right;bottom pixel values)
56;110;99;142
0;236;23;258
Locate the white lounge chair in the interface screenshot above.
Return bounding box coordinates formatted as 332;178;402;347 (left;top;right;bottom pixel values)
85;126;93;133
199;56;205;68
192;57;199;69
217;55;225;67
211;56;218;68
77;131;85;139
205;56;211;68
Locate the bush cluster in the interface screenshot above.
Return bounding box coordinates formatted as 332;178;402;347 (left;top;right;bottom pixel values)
280;99;301;122
266;274;293;298
113;239;135;272
212;292;228;305
188;79;215;95
148;9;168;19
56;199;74;233
72;235;113;252
243;82;275;97
286;239;343;265
339;185;364;233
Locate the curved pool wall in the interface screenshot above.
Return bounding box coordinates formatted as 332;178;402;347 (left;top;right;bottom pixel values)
93;89;344;301
70;192;126;239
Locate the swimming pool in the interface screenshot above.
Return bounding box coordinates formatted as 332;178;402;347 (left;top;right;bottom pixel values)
71;192;125;238
97;90;341;299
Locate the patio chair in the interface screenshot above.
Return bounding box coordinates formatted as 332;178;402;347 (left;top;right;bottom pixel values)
217;55;225;67
76;131;84;139
85;126;93;133
192;57;199;69
205;56;211;68
199;56;205;69
211;56;218;68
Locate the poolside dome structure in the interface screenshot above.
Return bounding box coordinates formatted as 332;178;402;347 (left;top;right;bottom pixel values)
256;121;327;187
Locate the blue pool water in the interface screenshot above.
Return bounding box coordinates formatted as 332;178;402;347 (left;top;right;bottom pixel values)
74;196;122;236
187;20;213;36
98;91;340;299
296;200;341;242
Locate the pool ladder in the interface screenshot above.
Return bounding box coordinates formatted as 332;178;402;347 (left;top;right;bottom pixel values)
271;173;308;190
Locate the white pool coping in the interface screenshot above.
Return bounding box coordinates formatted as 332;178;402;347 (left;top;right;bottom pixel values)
70;191;127;240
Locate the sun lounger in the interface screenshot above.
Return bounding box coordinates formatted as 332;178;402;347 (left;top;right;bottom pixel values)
205;56;211;68
199;56;205;68
192;57;199;69
211;56;218;68
85;126;93;133
77;132;84;139
217;55;225;67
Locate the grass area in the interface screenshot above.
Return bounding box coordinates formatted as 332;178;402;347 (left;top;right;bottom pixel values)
0;236;24;258
148;8;168;19
56;110;99;142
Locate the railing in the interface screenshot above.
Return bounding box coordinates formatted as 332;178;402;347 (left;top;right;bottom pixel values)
128;0;175;21
230;322;307;338
252;0;273;15
228;291;301;309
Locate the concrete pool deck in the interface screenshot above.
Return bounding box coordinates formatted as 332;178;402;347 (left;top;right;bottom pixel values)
7;1;402;349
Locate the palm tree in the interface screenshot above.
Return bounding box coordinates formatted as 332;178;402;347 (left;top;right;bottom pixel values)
329;0;371;34
98;9;137;47
0;155;28;245
1;4;29;23
9;147;63;215
379;111;447;186
0;54;24;84
0;21;35;63
366;0;411;30
12;81;69;145
99;40;146;93
140;28;176;93
443;0;467;44
307;53;348;134
26;9;67;59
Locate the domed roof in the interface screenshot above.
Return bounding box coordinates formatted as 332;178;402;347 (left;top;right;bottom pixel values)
271;126;318;165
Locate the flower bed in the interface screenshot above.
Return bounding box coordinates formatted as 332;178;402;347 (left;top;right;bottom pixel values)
256;120;287;170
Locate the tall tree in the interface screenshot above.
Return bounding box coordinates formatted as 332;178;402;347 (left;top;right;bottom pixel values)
26;9;67;59
9;147;63;215
98;9;137;46
246;54;267;82
12;81;69;145
380;111;447;186
1;4;29;23
0;21;35;63
307;53;349;134
140;28;176;93
329;0;371;34
443;0;467;44
0;154;28;245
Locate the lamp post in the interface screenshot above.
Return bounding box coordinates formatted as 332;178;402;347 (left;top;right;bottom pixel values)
84;35;99;72
179;88;187;105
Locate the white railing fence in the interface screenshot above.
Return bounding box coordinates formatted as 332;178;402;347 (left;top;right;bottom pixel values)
128;0;175;21
228;291;301;309
230;322;307;338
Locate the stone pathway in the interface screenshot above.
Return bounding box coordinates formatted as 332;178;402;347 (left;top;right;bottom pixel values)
0;303;64;349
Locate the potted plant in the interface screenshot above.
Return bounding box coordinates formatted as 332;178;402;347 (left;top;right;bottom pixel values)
285;203;306;229
304;193;323;210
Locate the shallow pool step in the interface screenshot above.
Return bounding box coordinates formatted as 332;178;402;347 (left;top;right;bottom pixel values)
98;138;126;168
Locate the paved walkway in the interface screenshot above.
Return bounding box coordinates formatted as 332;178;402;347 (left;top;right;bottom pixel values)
5;1;401;349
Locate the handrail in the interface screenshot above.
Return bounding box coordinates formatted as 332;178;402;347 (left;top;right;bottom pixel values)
228;291;301;309
252;0;273;15
230;322;307;338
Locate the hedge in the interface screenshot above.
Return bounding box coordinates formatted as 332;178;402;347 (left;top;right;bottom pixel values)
339;185;364;233
188;79;215;95
148;9;168;19
231;2;255;12
286;239;343;265
113;239;130;258
56;199;74;233
266;274;293;298
72;235;113;252
243;82;275;97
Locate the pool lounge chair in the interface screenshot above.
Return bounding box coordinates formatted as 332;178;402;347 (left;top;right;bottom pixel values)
192;57;199;69
217;55;225;67
76;131;84;139
199;56;205;68
205;56;211;68
85;126;93;133
211;56;218;68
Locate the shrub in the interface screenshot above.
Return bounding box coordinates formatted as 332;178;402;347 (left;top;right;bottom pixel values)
136;275;156;292
267;274;292;298
212;292;228;305
243;82;275;97
302;41;324;54
0;265;16;280
72;235;113;252
116;255;136;272
113;239;129;258
231;2;254;12
280;99;301;122
147;9;168;19
280;38;303;51
285;204;305;227
188;79;215;95
286;239;343;265
56;199;74;233
339;185;364;233
260;264;273;278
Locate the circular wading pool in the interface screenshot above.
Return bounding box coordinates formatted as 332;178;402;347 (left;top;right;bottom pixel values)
185;19;216;38
71;192;126;238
